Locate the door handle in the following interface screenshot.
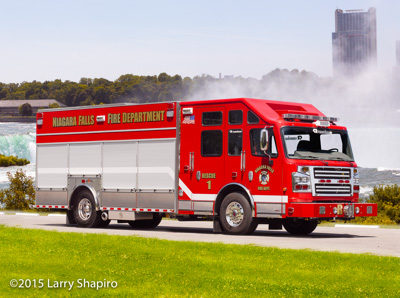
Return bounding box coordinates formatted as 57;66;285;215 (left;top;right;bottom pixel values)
189;152;194;172
240;151;246;172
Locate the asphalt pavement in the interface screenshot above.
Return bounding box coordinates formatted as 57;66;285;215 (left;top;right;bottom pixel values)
1;212;399;257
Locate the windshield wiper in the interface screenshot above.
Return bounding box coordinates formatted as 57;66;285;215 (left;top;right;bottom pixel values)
298;155;329;165
331;157;355;166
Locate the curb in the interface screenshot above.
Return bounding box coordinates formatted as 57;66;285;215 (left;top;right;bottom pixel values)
335;224;380;229
0;212;65;217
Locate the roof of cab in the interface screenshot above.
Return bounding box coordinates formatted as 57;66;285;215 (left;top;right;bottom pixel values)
181;98;325;123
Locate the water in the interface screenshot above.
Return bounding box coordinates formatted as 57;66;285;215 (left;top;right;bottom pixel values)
0;122;399;196
0;122;36;189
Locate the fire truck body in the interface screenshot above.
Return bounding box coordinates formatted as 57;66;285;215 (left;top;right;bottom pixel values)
35;98;377;234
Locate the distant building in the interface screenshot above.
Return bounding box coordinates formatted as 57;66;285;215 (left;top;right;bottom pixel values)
0;99;64;116
332;8;377;77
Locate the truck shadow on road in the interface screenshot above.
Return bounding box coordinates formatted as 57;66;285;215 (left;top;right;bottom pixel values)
41;222;374;239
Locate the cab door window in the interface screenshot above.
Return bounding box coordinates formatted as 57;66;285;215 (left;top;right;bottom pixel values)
247;111;260;124
229;110;243;125
228;129;242;156
201;130;223;156
202;112;222;126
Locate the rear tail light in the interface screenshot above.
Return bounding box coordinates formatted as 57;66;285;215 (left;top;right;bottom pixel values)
37;113;43;127
167;103;175;118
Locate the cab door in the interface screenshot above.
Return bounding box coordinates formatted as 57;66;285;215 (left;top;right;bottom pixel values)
225;109;247;186
179;106;225;214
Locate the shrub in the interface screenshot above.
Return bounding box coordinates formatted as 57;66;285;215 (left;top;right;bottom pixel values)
0;154;30;167
48;102;60;109
18;103;33;116
0;169;35;210
355;184;400;225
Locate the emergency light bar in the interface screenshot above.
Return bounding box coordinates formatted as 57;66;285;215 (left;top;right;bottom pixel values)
282;113;339;122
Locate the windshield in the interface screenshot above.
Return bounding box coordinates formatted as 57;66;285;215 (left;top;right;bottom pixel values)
282;127;354;161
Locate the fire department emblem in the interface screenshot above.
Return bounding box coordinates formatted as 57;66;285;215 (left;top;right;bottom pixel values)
259;170;269;185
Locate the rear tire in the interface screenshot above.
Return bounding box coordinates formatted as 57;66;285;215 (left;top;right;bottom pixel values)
219;192;258;235
98;219;111;228
283;218;318;235
128;214;162;229
73;189;102;228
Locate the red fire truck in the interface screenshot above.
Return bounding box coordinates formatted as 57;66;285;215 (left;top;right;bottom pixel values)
35;98;377;235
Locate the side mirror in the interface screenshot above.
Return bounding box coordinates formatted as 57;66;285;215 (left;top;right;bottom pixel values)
260;129;269;151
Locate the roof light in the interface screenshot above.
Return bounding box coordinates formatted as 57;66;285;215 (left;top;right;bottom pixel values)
314;120;330;127
283;113;339;122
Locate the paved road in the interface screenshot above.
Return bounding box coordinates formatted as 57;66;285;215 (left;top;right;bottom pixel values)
1;213;399;257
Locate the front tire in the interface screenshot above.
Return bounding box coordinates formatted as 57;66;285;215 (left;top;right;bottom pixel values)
283;218;318;235
73;189;102;228
219;192;258;235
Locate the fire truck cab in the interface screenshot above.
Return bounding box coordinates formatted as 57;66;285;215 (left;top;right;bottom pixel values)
35;98;377;235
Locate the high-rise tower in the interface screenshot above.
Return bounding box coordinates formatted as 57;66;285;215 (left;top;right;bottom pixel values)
332;8;377;76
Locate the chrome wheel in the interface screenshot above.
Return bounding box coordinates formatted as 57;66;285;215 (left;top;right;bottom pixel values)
225;201;244;227
77;198;92;221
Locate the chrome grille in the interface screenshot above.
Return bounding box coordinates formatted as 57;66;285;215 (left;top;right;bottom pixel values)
315;183;352;195
314;167;351;180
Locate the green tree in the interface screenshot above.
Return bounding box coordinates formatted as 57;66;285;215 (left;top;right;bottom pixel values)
0;169;35;210
49;102;60;109
18;103;33;116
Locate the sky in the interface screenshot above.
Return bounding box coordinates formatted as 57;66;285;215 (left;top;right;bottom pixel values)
1;0;399;83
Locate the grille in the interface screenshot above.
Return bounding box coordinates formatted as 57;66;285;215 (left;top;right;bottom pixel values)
315;183;352;195
314;167;351;180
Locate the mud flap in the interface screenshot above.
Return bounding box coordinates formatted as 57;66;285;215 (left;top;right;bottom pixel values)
66;210;77;225
213;216;223;233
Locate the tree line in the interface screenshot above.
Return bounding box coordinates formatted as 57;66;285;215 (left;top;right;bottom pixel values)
0;69;322;107
0;73;200;106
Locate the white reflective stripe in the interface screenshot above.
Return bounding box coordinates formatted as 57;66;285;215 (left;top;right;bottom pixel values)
38;127;176;137
179;179;192;199
192;194;217;201
138;167;174;179
178;179;217;201
103;167;138;174
253;195;288;203
37;168;68;174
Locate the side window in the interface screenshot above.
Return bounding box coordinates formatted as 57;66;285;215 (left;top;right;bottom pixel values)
247;111;259;124
201;130;223;156
202;111;222;126
228;129;242;156
229;110;243;125
250;129;278;157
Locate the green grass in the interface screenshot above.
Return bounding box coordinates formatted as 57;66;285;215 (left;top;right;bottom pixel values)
1;225;399;297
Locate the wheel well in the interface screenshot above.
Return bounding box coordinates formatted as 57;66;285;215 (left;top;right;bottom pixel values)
69;185;99;210
215;184;254;216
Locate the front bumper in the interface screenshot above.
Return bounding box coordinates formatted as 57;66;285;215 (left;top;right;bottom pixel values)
286;202;377;219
